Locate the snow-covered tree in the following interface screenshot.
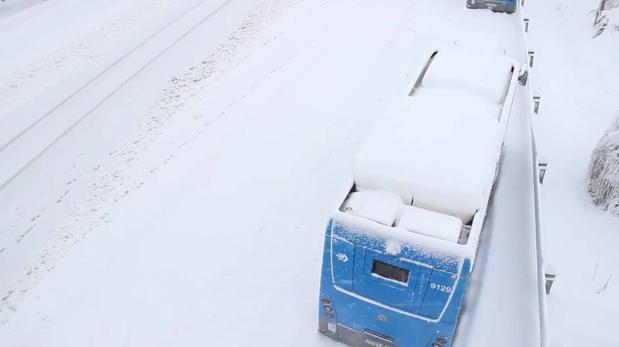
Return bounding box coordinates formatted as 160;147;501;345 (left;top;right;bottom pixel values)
588;113;619;217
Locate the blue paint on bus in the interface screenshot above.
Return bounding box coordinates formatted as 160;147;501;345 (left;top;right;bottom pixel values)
466;0;517;13
319;220;472;347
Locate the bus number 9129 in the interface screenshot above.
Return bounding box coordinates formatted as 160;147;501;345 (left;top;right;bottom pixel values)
429;283;452;293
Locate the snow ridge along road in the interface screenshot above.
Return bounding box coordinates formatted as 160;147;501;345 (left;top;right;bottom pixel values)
0;0;233;190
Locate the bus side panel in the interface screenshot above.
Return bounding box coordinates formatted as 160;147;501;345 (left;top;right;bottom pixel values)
318;220;338;336
439;260;471;324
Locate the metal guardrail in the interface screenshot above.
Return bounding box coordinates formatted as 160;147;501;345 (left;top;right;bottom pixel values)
530;124;549;347
517;3;550;347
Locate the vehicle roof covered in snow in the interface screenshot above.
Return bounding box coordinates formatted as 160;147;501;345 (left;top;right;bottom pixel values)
415;48;514;104
354;51;515;222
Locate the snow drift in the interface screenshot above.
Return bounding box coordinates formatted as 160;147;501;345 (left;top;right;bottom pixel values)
588;113;619;217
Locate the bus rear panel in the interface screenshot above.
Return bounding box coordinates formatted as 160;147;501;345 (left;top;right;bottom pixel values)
319;219;471;347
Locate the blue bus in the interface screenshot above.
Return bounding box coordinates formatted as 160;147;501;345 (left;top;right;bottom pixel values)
466;0;518;13
318;49;520;347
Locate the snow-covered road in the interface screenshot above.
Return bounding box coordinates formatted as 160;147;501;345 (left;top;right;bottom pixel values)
0;0;274;305
0;0;242;186
0;1;543;346
456;86;541;346
0;0;214;125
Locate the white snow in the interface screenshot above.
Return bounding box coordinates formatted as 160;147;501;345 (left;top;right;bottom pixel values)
455;81;542;345
588;114;619;216
524;0;619;345
0;0;49;20
420;48;515;106
340;190;402;226
1;0;613;346
354;90;503;222
354;49;517;222
340;189;463;243
0;0;201;125
396;205;462;243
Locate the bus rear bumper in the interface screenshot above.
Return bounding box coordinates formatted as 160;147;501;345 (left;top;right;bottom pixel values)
319;318;399;347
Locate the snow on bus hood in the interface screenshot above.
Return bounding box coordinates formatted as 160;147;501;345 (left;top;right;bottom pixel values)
354;90;503;222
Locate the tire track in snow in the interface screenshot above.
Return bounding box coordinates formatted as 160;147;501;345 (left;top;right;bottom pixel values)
0;0;173;120
0;0;300;323
0;0;232;190
0;0;209;127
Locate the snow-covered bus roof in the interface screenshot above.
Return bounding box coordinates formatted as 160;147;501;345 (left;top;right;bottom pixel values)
354;51;515;222
413;48;515;105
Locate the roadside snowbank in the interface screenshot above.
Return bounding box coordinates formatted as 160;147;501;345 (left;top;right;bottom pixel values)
0;0;204;124
527;0;619;345
0;0;45;20
588;114;619;217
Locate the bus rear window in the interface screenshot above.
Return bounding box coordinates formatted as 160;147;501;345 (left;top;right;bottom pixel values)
371;260;409;284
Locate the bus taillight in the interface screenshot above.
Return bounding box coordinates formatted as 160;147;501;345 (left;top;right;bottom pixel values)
432;336;448;346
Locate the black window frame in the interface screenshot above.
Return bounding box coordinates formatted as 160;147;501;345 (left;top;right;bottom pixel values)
371;260;410;284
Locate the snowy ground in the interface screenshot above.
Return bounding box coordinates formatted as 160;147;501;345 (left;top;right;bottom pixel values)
455;69;541;347
0;0;616;346
525;0;619;346
0;0;46;20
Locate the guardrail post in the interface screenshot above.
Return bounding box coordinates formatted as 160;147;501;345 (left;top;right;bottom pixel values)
523;2;550;343
545;273;556;294
518;70;528;86
533;95;541;114
538;162;548;184
524;18;530;32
